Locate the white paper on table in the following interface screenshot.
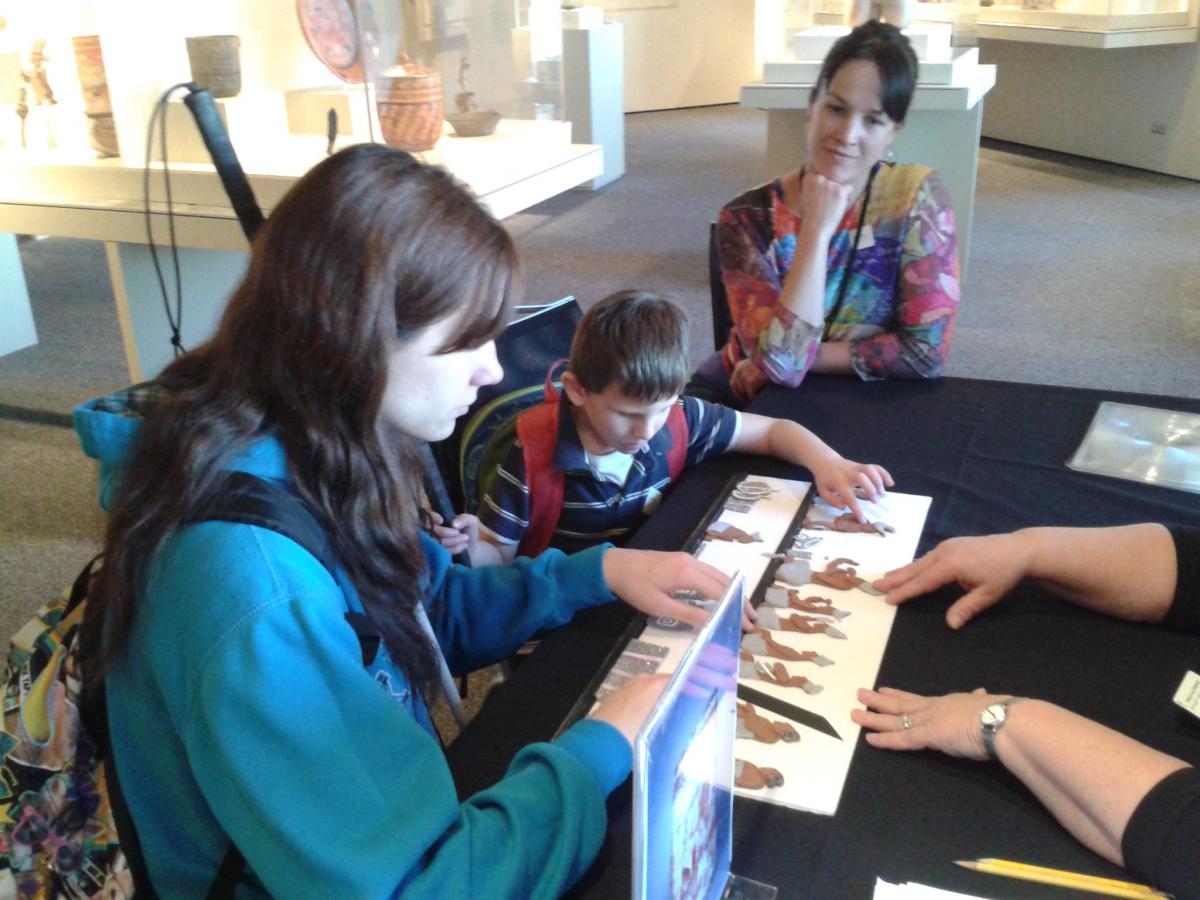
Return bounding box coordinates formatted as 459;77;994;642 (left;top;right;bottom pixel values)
874;878;994;899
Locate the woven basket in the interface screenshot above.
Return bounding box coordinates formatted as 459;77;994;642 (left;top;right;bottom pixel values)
377;63;443;152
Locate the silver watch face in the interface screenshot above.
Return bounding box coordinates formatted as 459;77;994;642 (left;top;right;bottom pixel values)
981;703;1005;729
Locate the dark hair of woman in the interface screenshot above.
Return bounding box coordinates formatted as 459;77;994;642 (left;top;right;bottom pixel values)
84;143;516;684
814;20;919;125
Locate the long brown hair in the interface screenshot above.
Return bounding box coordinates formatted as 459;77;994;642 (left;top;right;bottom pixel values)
85;144;516;682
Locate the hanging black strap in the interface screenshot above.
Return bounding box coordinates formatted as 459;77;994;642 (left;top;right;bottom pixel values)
823;161;883;340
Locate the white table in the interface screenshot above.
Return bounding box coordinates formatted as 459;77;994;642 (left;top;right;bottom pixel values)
0;120;602;380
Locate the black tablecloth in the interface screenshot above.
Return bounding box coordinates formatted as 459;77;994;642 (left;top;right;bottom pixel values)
447;375;1200;899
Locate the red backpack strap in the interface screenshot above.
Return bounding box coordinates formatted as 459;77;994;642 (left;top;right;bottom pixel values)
515;361;570;557
664;402;689;481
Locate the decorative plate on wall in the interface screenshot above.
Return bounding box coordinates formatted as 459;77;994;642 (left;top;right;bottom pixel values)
296;0;378;83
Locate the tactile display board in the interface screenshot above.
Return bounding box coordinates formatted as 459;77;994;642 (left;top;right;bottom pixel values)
592;475;930;816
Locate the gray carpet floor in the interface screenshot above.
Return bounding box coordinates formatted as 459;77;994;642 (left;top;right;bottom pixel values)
2;104;1199;644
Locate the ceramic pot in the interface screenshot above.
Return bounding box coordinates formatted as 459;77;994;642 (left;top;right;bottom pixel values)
376;62;443;152
72;35;119;157
186;35;242;98
446;108;501;138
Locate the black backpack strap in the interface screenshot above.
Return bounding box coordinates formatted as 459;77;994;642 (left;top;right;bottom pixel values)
102;472;352;897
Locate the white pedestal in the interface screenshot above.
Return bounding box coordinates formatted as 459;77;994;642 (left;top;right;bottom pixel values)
162;95;291;165
0;234;37;358
563;23;624;190
284;86;381;141
792;22;953;61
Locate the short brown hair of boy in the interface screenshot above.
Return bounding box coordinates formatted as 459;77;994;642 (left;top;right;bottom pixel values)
569;291;689;400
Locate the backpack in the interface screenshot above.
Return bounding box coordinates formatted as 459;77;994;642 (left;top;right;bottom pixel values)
436;297;583;513
0;472;344;899
514;366;689;558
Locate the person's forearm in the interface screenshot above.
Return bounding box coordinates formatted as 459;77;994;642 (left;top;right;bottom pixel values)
809;340;853;375
731;413;839;469
778;228;831;328
994;700;1190;865
1017;524;1176;623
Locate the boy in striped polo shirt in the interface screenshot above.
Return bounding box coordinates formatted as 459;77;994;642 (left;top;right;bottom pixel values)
437;292;892;564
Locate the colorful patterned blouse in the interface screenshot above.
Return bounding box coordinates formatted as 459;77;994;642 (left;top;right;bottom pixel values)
717;163;959;384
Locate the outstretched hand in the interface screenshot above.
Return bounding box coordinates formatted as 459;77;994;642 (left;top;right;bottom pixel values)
852;686;1005;761
603;548;744;629
809;456;893;523
873;532;1035;629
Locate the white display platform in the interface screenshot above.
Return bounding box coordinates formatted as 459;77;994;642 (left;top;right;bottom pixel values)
740;53;996;281
0;123;602;379
792;23;952;61
764;46;980;88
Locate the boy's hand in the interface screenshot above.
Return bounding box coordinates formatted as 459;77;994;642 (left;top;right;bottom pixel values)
810;456;893;522
602;548;732;629
429;511;481;559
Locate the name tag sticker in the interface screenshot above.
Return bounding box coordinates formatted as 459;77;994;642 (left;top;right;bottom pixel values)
1173;670;1200;721
856;224;875;250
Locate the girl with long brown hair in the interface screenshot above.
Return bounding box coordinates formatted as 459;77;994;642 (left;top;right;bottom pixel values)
75;143;727;897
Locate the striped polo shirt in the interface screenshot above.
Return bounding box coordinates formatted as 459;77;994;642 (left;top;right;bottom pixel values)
478;394;740;554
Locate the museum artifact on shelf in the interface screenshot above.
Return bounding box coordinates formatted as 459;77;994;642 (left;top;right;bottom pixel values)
445;56;501;138
376;56;443;152
185;35;242;99
71;34;118;157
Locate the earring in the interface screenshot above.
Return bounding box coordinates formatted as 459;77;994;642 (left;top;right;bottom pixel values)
885;146;896;163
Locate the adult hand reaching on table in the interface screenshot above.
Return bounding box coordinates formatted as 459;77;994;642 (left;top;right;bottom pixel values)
852;686;996;759
872;524;1177;630
853;686;1194;878
874;532;1034;628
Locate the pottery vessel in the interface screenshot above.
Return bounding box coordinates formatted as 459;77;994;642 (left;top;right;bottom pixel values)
186;35;242;98
376;61;443;152
72;35;119;157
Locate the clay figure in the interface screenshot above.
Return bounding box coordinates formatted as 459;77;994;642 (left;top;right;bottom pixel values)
845;0;914;28
739;655;824;692
803;511;894;536
811;558;884;595
16;87;28;149
765;586;851;620
21;39;56;106
737;702;800;744
735;760;784;790
705;521;761;544
779;614;847;639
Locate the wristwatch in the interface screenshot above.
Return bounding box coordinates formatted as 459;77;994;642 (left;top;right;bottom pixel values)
980;696;1026;759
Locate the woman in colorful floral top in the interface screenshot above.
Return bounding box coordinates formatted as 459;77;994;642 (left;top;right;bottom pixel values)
692;21;960;407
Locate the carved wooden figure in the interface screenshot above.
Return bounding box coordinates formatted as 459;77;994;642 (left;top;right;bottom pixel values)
845;0;914;29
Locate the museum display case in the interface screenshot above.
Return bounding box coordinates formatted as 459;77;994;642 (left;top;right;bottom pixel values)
808;0;1199;45
0;0;603;381
0;0;574;168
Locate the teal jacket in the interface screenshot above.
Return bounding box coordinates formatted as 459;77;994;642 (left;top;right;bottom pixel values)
75;392;631;898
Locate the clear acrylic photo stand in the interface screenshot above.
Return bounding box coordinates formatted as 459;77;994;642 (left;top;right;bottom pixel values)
1067;401;1200;494
631;574;779;900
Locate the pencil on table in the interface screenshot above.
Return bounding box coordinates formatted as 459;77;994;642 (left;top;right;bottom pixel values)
955;858;1170;899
